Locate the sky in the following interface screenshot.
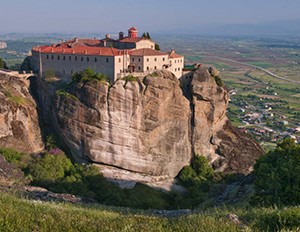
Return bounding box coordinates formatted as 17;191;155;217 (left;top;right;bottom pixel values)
1;0;300;34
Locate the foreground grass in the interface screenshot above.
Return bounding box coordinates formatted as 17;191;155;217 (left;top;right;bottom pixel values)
0;192;239;232
1;192;300;231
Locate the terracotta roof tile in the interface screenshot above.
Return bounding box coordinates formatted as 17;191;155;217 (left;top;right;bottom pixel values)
130;48;167;56
33;45;125;56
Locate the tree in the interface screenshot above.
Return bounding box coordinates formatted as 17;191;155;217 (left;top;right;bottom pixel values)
0;57;8;69
72;68;107;83
252;138;300;206
155;43;161;51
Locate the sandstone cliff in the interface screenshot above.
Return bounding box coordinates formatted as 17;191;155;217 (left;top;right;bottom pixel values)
53;71;192;180
47;68;263;182
191;68;264;173
0;72;44;153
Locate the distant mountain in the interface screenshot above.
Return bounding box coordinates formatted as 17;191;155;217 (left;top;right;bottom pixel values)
158;20;300;38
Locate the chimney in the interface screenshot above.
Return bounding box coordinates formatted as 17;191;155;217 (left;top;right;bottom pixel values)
106;34;111;39
119;31;124;40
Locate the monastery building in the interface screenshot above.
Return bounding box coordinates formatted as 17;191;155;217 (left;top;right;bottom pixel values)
32;27;184;83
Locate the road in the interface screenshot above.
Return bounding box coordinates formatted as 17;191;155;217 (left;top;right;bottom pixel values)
204;56;300;84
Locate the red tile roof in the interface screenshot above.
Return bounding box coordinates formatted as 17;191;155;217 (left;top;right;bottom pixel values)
33;45;126;56
128;27;137;31
130;48;167;56
118;37;143;43
169;51;183;59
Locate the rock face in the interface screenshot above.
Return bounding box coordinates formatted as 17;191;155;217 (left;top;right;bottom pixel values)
0;72;44;153
39;68;263;181
191;68;264;173
54;71;192;179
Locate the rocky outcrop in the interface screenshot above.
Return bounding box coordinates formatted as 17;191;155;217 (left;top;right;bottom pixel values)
191;68;264;173
37;68;263;182
53;70;192;180
0;72;44;153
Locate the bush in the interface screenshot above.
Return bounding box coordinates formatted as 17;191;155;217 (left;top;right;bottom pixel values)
214;76;224;87
29;153;72;183
252;138;300;206
122;75;137;82
72;68;107;83
0;147;32;169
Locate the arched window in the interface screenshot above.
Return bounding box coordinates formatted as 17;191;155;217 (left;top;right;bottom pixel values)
63;56;66;60
154;66;157;70
87;57;89;62
57;55;60;60
147;66;149;71
81;57;83;61
46;55;49;59
106;58;109;63
75;56;78;61
95;57;97;62
69;56;71;61
51;55;54;60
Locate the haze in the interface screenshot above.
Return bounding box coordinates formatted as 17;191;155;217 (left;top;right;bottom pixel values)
1;0;300;34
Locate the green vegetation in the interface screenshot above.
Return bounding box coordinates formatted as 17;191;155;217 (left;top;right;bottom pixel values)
122;75;138;82
0;192;242;232
0;57;8;69
56;90;79;101
214;76;224;87
2;191;300;231
252;138;300;206
72;68;107;83
4;89;31;106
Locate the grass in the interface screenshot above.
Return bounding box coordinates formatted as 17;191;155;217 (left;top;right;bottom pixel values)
0;192;239;232
1;191;300;231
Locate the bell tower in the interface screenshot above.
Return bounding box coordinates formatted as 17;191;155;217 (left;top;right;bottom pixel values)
128;27;138;38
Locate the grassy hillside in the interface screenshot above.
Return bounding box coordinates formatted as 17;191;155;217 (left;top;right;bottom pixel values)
1;191;300;231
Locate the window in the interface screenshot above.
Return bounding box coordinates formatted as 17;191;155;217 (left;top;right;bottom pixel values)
106;58;109;63
163;57;165;61
87;57;89;62
178;68;180;71
138;66;141;70
186;76;188;79
132;58;134;62
154;66;157;70
147;58;149;62
175;68;177;71
81;57;83;61
119;58;121;63
95;57;97;62
175;60;176;63
154;58;157;61
46;55;49;59
57;55;60;60
63;69;65;74
147;66;149;71
138;58;141;62
69;56;71;61
51;55;54;60
63;56;66;60
75;56;78;61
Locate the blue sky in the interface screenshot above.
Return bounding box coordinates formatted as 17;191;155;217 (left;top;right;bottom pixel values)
1;0;300;33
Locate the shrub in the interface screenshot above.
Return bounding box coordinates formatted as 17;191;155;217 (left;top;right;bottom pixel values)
56;90;79;101
252;138;300;206
214;76;224;87
0;147;32;169
122;75;137;82
29;153;72;183
72;68;107;83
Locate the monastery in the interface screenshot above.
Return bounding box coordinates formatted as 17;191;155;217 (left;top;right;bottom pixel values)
32;27;184;83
